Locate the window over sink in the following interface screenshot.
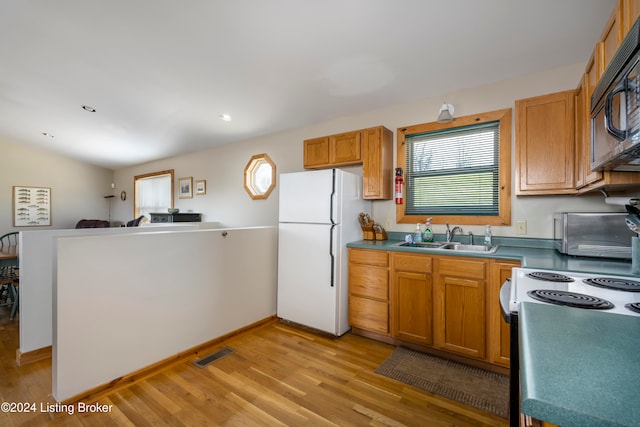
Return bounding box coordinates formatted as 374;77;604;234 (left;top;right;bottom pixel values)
397;108;512;226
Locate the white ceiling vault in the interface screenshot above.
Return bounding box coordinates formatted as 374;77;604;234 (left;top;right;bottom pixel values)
1;0;616;169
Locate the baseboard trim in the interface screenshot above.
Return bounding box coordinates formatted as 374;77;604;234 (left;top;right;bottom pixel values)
16;346;52;366
58;315;278;404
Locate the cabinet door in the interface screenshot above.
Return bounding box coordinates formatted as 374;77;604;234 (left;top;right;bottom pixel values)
362;126;393;200
624;0;640;36
349;296;389;334
601;1;623;71
348;249;390;335
515;90;576;195
488;260;520;368
303;137;330;168
434;257;487;359
329;131;361;164
393;271;432;344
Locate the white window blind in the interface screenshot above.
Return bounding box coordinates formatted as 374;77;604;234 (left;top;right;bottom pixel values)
135;173;172;218
404;121;500;216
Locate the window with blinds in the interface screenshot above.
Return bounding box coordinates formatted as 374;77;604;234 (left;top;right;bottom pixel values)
134;170;174;218
405;121;499;216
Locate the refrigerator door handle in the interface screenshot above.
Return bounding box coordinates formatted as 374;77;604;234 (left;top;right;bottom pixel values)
330;169;336;225
329;224;336;287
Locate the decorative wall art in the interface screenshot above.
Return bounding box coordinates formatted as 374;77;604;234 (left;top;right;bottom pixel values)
13;186;51;226
195;180;206;195
178;177;193;199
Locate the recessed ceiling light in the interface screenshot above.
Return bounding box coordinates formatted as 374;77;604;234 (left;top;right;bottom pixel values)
219;113;231;122
82;105;96;112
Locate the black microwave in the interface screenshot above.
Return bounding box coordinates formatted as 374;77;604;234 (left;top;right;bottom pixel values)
591;17;640;171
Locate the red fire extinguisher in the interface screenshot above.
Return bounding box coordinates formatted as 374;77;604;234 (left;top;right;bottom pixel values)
395;168;403;204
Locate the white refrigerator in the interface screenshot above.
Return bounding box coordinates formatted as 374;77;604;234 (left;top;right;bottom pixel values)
277;169;372;336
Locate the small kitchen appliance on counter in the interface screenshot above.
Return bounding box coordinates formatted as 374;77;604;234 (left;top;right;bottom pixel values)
500;267;640;426
277;169;371;336
553;212;634;259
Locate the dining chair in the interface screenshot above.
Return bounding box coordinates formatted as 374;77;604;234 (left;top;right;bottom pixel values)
0;266;18;319
0;232;18;247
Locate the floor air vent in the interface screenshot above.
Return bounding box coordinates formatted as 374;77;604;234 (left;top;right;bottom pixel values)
193;347;234;368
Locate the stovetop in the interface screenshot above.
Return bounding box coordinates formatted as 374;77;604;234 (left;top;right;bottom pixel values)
509;267;640;317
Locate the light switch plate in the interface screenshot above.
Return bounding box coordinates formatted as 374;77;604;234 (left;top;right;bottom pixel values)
516;220;527;235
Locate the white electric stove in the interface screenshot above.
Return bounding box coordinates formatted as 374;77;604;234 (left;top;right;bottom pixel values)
507;267;640;317
500;267;640;427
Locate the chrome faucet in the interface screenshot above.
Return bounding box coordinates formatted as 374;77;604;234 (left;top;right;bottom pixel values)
445;223;463;242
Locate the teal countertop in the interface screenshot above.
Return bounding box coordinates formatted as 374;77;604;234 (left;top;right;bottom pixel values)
519;302;640;427
347;235;636;277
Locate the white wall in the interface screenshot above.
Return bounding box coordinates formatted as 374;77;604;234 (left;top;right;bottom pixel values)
112;62;636;238
18;223;207;354
0;139;114;232
53;226;277;401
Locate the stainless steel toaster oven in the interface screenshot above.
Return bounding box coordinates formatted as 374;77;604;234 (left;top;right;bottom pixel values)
553;212;634;259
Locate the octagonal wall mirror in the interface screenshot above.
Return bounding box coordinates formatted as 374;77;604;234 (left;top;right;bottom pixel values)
244;153;276;199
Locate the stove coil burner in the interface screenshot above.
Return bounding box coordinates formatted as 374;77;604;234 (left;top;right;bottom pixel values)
526;271;575;282
626;303;640;313
583;277;640;292
527;289;614;310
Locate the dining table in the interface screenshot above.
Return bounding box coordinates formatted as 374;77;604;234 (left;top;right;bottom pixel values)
0;245;18;267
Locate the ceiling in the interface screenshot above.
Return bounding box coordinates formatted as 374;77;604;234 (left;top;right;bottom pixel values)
1;0;616;169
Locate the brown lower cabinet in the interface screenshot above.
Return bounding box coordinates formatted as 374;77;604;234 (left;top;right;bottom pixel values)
433;256;487;359
391;252;433;344
349;248;516;369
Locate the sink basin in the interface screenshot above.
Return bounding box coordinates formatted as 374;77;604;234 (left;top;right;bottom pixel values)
394;241;499;253
396;241;446;248
440;243;499;253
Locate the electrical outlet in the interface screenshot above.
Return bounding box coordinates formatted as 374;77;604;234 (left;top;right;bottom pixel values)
385;218;392;229
516;220;527;235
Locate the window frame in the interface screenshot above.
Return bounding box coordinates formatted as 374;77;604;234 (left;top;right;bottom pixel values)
134;169;174;219
396;108;512;226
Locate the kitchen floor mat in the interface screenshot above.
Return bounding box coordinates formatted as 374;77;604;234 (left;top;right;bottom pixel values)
375;346;509;418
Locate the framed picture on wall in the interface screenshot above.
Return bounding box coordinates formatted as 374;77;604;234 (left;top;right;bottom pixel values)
178;177;193;199
13;186;51;226
195;180;206;195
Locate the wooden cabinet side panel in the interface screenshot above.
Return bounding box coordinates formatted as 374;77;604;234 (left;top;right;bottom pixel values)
488;260;520;368
363;126;393;200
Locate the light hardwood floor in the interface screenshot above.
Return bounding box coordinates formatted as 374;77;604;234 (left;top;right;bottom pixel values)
0;306;509;426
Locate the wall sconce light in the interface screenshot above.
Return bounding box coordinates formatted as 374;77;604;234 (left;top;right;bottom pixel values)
437;103;455;123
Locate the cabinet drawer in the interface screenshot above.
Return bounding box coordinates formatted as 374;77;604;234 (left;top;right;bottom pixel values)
349;249;388;267
392;253;432;273
438;257;486;280
349;296;389;334
349;264;388;299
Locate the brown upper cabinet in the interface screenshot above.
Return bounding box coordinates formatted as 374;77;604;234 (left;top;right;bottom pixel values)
303;126;393;200
600;1;623;72
624;0;640;36
515;90;576;195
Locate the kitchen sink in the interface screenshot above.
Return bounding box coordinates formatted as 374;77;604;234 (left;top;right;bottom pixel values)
394;241;499;253
396;241;446;248
440;243;499;253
